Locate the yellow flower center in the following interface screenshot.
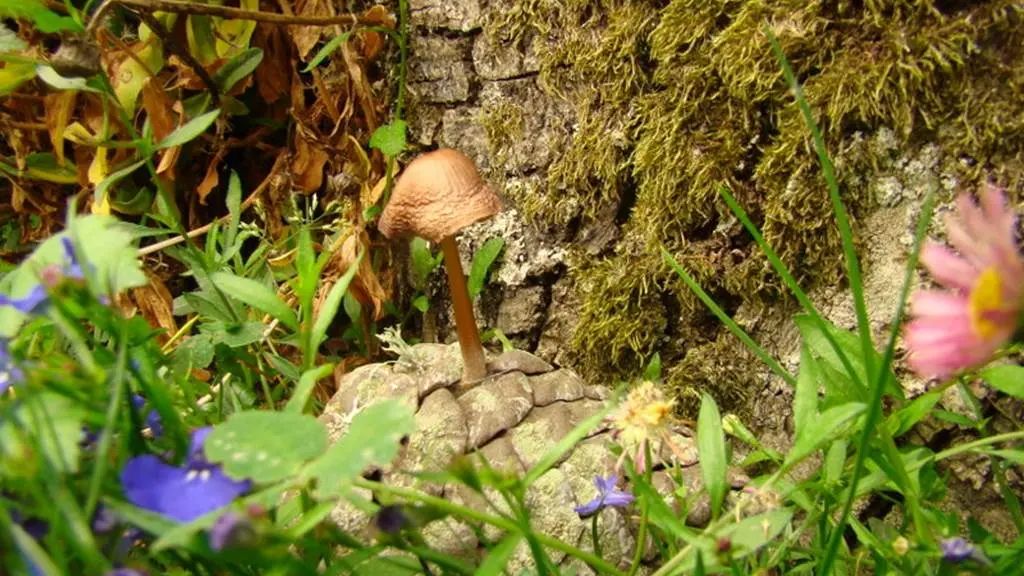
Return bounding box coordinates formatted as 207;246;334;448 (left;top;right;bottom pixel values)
969;267;1004;339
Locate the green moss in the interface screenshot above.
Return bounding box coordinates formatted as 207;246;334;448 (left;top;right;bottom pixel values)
480;100;526;166
484;0;1024;413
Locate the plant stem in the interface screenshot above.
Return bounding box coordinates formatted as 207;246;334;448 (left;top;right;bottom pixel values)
354;478;626;576
439;236;487;384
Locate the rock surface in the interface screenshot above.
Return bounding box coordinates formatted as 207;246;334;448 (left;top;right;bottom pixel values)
320;342;750;571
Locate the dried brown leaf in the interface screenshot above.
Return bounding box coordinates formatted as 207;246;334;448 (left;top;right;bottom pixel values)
196;147;228;203
131;271;178;344
356;6;395;60
44;92;77;165
291;132;329;193
340;230;387;319
288;0;329;60
141;77;178;142
253;24;291;104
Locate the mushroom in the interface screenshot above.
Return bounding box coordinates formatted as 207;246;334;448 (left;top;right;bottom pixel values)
378;149;503;383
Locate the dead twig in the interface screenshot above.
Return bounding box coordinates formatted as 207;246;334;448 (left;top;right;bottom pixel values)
87;0;391;35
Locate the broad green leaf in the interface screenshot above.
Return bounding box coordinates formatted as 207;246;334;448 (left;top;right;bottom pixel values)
303;32;352;72
715;508;793;557
697;392;727;519
0;0;82;33
988;449;1024;465
0;215;147;337
200;320;265;348
23;152;77;183
794;314;903;400
1;24;27;52
476;533;523;576
0;61;35;96
304;400;416;499
468;237;505;299
369;120;408;157
792;344;820;438
213;47;263;93
171;333;216;371
286;364;334;414
312;249;363;348
785;402;865;467
824;439;847;486
886;389;941;437
156;109;221;149
36;65;101;91
980;364;1024;398
205;411;328;483
410;237;442;289
0;392;84;477
210;271;298;330
186;15;218;65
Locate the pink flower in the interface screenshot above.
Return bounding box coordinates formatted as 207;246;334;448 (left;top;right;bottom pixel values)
905;183;1023;380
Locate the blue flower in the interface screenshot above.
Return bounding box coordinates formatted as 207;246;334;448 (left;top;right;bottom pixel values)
120;427;251;523
0;237;85;316
573;475;634;518
0;338;24;394
106;570;147;576
940;537;988;565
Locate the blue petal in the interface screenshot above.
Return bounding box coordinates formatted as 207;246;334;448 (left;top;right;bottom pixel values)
0;285;50;315
188;427;214;464
61;238;85;280
165;466;251;522
594;475;617;494
146;410;164;439
603;489;634;508
573;497;603;517
121;455;182;513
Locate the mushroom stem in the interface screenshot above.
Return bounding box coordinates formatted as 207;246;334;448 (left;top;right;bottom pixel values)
438;235;488;383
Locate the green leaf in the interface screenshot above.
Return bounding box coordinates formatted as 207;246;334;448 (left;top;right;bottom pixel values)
225;170;242;250
214;47;264;93
172;333;216;371
0;61;36;96
987;449;1024;466
410;237;442;289
824;439;847;486
303;32;352;72
0;22;26;52
792;344;820;438
0;215;148;338
468;237;505;299
886;389;941;437
205;411;328;483
157;109;221;149
312;249;363;348
0;392;84;477
210;271;298;330
477;533;523;576
785;402;865;467
642;352;662;381
369;120;408;157
201;320;265;348
304;400;416;499
286;364;334;414
412;294;429;312
35;65;101;91
0;0;83;33
715;508;793;557
980;365;1024;398
794;314;903;401
95;158;147;203
697;392;727;519
23;152;77;183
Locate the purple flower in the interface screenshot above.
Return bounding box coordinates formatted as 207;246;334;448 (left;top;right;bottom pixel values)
573;475;634;518
0;338;24;394
106;570;147;576
120;427;251;523
208;510;256;551
940;537;987;564
92;504;119;534
0;237;85;316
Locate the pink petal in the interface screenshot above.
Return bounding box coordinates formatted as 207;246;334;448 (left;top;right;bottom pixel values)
920;242;977;292
957;191;990;247
980;182;1016;240
946;217;993;271
909;291;969;319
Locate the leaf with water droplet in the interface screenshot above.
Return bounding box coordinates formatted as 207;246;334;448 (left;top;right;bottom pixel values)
204;411;327;483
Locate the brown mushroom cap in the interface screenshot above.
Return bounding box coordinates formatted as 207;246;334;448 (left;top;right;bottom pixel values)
378;149;502;244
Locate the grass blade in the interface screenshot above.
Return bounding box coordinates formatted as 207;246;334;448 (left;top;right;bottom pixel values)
662;248;794;387
697;392;727;519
